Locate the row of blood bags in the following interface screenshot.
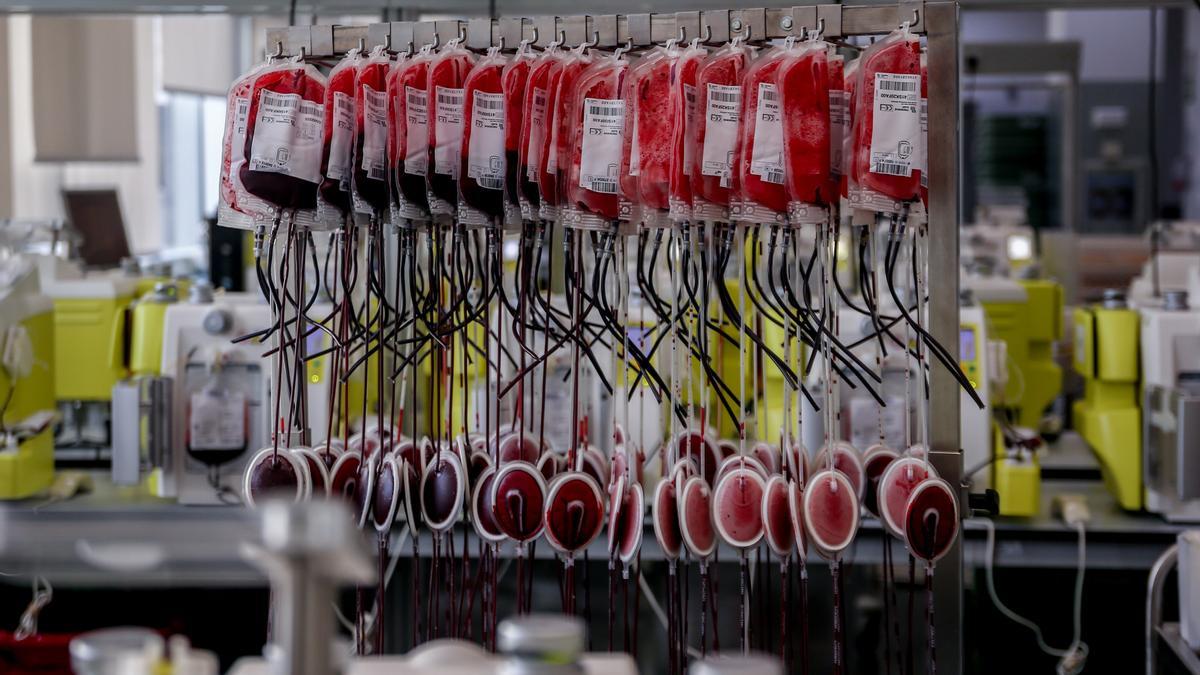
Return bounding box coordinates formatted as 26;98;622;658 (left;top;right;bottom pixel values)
218;30;926;233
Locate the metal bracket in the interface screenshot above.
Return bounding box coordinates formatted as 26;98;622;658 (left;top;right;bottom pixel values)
533;15;558;48
435;19;463;46
729;8;765;43
500;17;526;50
900;0;925;32
626;13;653;47
309;25;334;57
788;6;818;36
561;14;588;47
590;14;618;48
282;26;311;57
467;17;493;50
674;11;701;43
366;22;391;49
389;21;415;53
702;9;729;44
817;4;842;38
414;21;437;49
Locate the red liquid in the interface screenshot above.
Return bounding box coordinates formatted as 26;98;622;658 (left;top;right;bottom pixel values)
568;59;628;220
544;473;605;553
828;53;846;190
818;443;865;501
472;469;503;539
675;431;719;486
841;58;859;198
714;468;765;547
618;60;645;208
421;452;464;529
653;478;683;559
520;55;557;211
680;476;716;556
778;47;833;207
762;475;795;556
459;58;506;218
299;452;329;494
220;68;259;212
735;49;789;215
536;59;566;207
753;443;779;474
386;57;404;211
668;48;703;213
904;478;958;563
396;57;431;212
501;54;532;211
498;434;540;464
549;52;592;205
693;47;749;208
618;484;644;562
240;65;326;210
491;463;546;542
247;453;300;501
537;452;563;481
918;58;929;207
468;451;491;487
606;476;627;553
329;452;362;502
879;457;930;538
862;446;898;518
354;57;391;214
582;446;610;488
852;33;922;202
373;457;398;528
427;50;476;210
636;52;678;211
804;471;859;557
353;455;376;526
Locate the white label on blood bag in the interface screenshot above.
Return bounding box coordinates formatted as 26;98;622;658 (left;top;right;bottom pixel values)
249;89;324;184
869;72;921;177
325;91;355;182
233;96;251;143
526;87;547;182
547;98;560;175
749;83;784;185
629;114;641;176
702;83;741;180
360;84;388;181
189;391;247;451
404;87;429;175
467;90;506;190
682;83;697;171
579;98;625;195
433;86;465;177
919;97;929;188
829;89;848;176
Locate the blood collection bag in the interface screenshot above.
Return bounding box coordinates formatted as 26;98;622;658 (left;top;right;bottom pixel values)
218;62;270;230
535;56;568;214
777;41;833;223
904;476;958;563
918;52;929;207
877;455;933;538
459;47;507;225
500;43;534;223
519;49;560;219
543;472;605;554
849;27;922;211
240;59;327;212
395;45;434;219
827;52;847;190
352;46;392;216
547;47;593;215
567;52;629;227
840;56;859;199
426;40;476;217
667;41;706;221
692;39;752;221
803;469;859;559
732;46;791;224
634;44;679;218
713;462;766;549
187;385;249;467
317;50;360;222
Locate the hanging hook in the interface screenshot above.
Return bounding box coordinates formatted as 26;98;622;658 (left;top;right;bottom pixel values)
520;25;539;50
613;37;633;60
273;40;284;58
548;30;565;49
730;23;751;44
580;30;599;49
903;9;920;29
700;24;713;44
383;31;392;53
812;17;825;40
677;25;687;43
358;37;366;52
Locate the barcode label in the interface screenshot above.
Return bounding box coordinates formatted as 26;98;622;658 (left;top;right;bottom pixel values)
467;90;505;190
404;86;428;175
702;83;740;180
579;97;625;195
360;84;388;181
233;97;250;137
526;87;547;183
628;111;640;176
326;90;354;182
828;89;848;177
434;86;465;177
869;73;921;178
248;88;324;184
682;83;697;171
749;82;784;185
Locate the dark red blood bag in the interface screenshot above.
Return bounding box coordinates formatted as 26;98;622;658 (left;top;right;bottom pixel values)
841;56;859;199
618;60;643;225
219;62;269;229
535;56;567;213
918;52;929;207
241;60;327;211
459;47;508;225
733;46;790;224
520;49;560;219
567;52;629;227
634;44;679;218
385;51;407;221
850;28;921;211
353;47;392;216
426;41;476;216
667;42;706;221
501;43;535;223
318;51;360;222
777;42;833;222
692;39;752;222
396;46;433;219
548;47;593;214
827;52;847;189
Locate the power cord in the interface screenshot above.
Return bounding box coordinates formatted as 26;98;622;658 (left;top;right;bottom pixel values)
13;576;52;641
981;517;1089;674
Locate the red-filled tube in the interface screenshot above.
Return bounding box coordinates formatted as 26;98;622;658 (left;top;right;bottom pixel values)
240;61;327;211
851;29;921;206
568;54;630;224
354;48;392;215
426;42;476;215
777;43;833;211
459;49;507;221
692;40;752;218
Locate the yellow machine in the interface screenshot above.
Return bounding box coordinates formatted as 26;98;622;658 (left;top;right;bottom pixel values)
1072;293;1142;510
0;258;56;498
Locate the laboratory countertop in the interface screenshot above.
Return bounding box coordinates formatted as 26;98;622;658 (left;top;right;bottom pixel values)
0;434;1187;587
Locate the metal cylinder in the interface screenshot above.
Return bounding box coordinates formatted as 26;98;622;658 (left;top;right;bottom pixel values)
70;627;162;675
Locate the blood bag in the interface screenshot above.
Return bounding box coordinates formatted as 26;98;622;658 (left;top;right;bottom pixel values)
732;46;790;224
850;27;922;211
240;59;328;212
385;50;407;222
352;46;392;216
519;48;560;220
827;52;847;187
500;43;534;224
395;45;433;220
548;47;594;215
777;41;833;223
841;56;859;199
918;52;929;207
187;384;249;467
535;56;567;214
565;53;629;227
426;40;476;217
459;47;507;225
617;59;643;225
317;50;361;222
633;44;679;217
692;39;752;221
667;41;706;221
218;62;270;230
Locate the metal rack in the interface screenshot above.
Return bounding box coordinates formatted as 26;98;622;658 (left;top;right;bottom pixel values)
264;3;964;671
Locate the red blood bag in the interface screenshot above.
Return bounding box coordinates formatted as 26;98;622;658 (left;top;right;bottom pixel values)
827;52;847;190
240;59;327;211
841;57;859;199
567;52;629;227
353;47;392;216
426;41;476;216
535;56;567;212
667;41;706;221
317;51;358;222
917;52;929;207
385;51;407;221
850;28;921;211
777;42;832;222
549;47;593;213
219;62;269;229
634;44;679;217
501;43;535;223
519;49;561;219
733;46;791;224
396;46;433;219
459;47;507;224
618;60;643;224
692;39;752;221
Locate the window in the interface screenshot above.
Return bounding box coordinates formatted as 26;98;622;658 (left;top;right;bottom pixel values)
159;91;226;249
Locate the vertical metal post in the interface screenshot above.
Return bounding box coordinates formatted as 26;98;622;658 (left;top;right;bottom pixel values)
924;3;963;675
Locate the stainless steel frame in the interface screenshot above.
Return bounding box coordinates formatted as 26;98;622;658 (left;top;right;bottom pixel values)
266;4;964;671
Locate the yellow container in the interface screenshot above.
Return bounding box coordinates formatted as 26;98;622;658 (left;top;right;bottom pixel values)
129;284;179;377
53;295;132;400
0;309;56;499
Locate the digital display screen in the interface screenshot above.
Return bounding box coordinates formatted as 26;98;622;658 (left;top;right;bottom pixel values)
960;327;976;362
